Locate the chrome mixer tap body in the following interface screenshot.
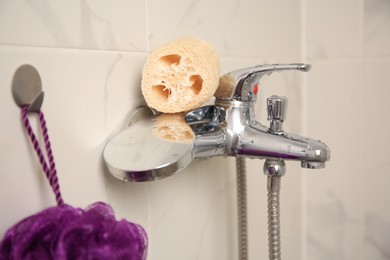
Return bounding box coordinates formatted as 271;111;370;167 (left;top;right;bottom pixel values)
186;63;330;168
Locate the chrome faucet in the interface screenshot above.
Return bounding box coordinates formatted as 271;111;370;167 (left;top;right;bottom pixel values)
103;63;330;182
186;63;330;168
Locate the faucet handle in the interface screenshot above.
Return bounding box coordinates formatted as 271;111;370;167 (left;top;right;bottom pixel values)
267;95;288;133
215;63;311;102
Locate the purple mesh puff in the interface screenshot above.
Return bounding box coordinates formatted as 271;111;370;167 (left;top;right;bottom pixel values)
0;202;148;260
0;106;148;259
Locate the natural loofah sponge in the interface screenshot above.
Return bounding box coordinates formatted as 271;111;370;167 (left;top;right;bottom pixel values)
141;37;220;113
153;113;195;144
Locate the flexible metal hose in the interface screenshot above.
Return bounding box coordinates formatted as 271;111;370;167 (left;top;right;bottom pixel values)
267;176;282;260
236;157;248;260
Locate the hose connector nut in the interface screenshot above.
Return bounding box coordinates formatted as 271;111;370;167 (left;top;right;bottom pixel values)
263;159;286;177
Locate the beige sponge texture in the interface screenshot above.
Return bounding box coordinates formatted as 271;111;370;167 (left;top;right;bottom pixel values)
214;74;236;99
141;37;220;113
153;114;195;144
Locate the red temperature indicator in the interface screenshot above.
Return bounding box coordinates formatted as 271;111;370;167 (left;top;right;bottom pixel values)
253;84;259;95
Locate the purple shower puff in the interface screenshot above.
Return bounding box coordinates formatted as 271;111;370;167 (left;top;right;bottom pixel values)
0;202;148;260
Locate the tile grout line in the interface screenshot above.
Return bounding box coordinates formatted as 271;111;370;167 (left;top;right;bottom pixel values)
144;1;152;258
360;0;366;258
300;0;308;259
145;0;150;53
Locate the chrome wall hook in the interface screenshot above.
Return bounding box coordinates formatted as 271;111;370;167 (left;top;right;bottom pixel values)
12;64;44;112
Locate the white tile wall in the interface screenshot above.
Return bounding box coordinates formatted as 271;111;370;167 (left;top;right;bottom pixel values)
363;59;390;260
305;0;390;259
2;0;388;259
306;0;363;60
363;0;390;57
305;61;365;260
0;45;148;231
0;1;304;259
0;0;147;51
147;0;301;58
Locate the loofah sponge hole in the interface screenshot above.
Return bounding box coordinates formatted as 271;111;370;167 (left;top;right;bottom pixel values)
160;54;181;67
152;75;203;101
152;85;172;100
189;75;203;95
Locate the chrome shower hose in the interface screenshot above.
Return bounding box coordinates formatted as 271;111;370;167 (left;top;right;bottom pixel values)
236;157;248;260
267;176;282;260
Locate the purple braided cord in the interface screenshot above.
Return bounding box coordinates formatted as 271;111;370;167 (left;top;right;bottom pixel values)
38;110;64;206
21;106;64;206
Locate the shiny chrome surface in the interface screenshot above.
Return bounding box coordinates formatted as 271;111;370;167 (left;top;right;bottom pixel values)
194;63;329;165
103;108;193;182
215;63;311;102
103;63;330;182
185;105;228;158
188;98;330;164
12;64;44;112
264;159;286;177
267;95;288;134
